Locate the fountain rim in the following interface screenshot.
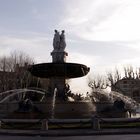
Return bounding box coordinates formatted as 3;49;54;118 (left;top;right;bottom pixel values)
31;62;90;66
28;62;90;78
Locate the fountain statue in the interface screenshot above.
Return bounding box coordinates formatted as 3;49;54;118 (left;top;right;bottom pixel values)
53;30;66;52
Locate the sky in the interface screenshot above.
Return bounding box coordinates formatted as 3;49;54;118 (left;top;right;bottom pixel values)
0;0;140;93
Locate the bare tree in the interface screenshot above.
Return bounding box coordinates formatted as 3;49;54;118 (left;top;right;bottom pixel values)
0;51;38;92
135;68;140;79
107;68;122;88
10;51;34;71
124;65;135;79
88;75;107;90
88;66;140;91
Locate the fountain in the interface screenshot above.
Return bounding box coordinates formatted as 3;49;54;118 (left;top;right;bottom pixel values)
28;30;94;119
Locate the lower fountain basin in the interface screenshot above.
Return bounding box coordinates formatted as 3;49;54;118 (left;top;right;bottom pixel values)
28;62;90;78
1;101;95;119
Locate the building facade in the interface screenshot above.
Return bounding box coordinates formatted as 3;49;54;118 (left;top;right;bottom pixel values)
112;78;140;102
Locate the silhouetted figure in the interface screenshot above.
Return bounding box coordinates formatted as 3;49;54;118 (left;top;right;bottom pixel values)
53;30;60;51
113;99;125;111
60;30;66;51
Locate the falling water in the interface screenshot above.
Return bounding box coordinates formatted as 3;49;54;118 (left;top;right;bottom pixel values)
0;88;46;103
0;89;23;101
90;89;139;111
51;88;57;119
110;91;139;110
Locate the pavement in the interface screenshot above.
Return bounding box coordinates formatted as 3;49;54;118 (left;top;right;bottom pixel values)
0;128;140;137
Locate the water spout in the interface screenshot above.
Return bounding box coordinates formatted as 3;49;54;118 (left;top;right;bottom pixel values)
0;88;46;103
51;88;57;119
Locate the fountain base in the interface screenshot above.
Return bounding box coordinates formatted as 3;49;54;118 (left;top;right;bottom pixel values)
95;100;129;118
0;101;95;119
37;99;95;119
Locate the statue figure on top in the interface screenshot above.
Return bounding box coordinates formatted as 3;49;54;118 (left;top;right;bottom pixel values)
53;30;60;50
53;30;66;52
60;30;66;51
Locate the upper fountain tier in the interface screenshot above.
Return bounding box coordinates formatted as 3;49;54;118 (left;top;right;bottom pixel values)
28;62;90;78
28;30;90;79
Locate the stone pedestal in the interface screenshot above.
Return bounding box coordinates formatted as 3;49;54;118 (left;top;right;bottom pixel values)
49;50;68;98
51;51;68;63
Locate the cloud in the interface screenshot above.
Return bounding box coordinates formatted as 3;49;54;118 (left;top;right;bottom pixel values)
60;0;140;43
119;57;140;68
58;0;140;74
60;0;123;40
0;35;52;63
93;0;140;41
0;0;140;77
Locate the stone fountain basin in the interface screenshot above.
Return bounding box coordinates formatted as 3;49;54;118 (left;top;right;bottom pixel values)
28;63;90;78
0;101;95;119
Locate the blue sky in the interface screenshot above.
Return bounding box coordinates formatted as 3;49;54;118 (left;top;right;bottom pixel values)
0;0;140;92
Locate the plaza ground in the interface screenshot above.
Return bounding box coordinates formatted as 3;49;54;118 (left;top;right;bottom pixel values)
0;135;140;140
